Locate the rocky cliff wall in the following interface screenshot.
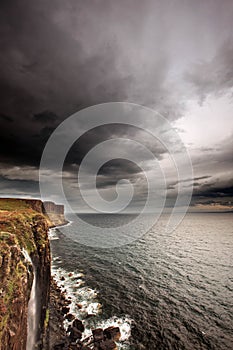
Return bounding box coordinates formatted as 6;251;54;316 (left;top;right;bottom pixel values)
42;201;68;227
42;202;64;215
0;198;66;350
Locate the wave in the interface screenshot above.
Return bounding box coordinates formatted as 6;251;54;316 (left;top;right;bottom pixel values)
50;232;133;349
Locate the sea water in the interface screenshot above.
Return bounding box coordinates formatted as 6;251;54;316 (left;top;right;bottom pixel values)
50;213;233;349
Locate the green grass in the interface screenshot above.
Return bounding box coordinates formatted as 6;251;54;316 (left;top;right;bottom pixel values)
0;198;30;211
44;309;49;329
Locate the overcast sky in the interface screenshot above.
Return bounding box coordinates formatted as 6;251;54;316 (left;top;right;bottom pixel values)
0;0;232;212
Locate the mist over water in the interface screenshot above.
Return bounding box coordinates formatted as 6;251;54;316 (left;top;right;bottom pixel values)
50;213;233;349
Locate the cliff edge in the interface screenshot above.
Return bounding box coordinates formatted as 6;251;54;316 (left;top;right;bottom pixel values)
0;198;66;350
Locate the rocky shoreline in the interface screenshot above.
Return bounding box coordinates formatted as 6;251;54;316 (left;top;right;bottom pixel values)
0;198;125;350
49;277;121;350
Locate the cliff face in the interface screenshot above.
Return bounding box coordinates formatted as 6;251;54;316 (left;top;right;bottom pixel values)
0;198;66;350
42;201;68;228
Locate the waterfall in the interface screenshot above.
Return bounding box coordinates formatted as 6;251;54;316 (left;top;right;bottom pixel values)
24;251;37;350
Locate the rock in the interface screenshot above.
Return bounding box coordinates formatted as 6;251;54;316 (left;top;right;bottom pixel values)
72;319;85;332
69;327;82;341
61;306;70;314
104;326;121;341
67;325;73;334
60;276;65;281
98;340;117;350
53;341;67;349
92;328;104;342
76;303;82;309
9;329;16;337
68;272;73;277
66;313;75;321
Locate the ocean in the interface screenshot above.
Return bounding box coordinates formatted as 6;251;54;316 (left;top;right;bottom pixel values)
50;213;233;350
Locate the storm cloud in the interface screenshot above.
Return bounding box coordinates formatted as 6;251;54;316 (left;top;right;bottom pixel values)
0;0;233;211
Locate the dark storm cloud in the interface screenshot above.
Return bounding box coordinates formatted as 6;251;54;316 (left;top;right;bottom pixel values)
1;1;232;153
0;0;196;168
0;0;133;168
62;123;168;177
33;111;58;124
191;176;212;181
0;125;56;166
0;175;39;195
192;184;233;201
98;159;143;177
95;159;146;190
0;0;134;119
168;175;212;188
185;40;233;102
0;114;14;122
217;134;233;164
192;133;233;174
64;158;145;190
0;0;233;209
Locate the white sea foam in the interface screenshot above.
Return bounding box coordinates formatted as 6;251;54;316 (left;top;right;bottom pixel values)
48;229;59;240
49;224;132;349
52;263;102;322
51;254;133;349
82;316;132;349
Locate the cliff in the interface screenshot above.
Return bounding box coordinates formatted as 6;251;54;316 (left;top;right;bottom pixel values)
42;201;68;228
0;198;67;350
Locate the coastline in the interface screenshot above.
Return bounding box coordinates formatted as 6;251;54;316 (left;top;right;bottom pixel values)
0;198;130;350
49;277;121;350
49;224;131;350
48;222;70;349
49;277;70;348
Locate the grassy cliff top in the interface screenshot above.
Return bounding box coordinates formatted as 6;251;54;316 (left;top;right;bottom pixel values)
0;198;49;254
0;198;44;212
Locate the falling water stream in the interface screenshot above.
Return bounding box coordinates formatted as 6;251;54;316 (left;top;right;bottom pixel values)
26;259;37;350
